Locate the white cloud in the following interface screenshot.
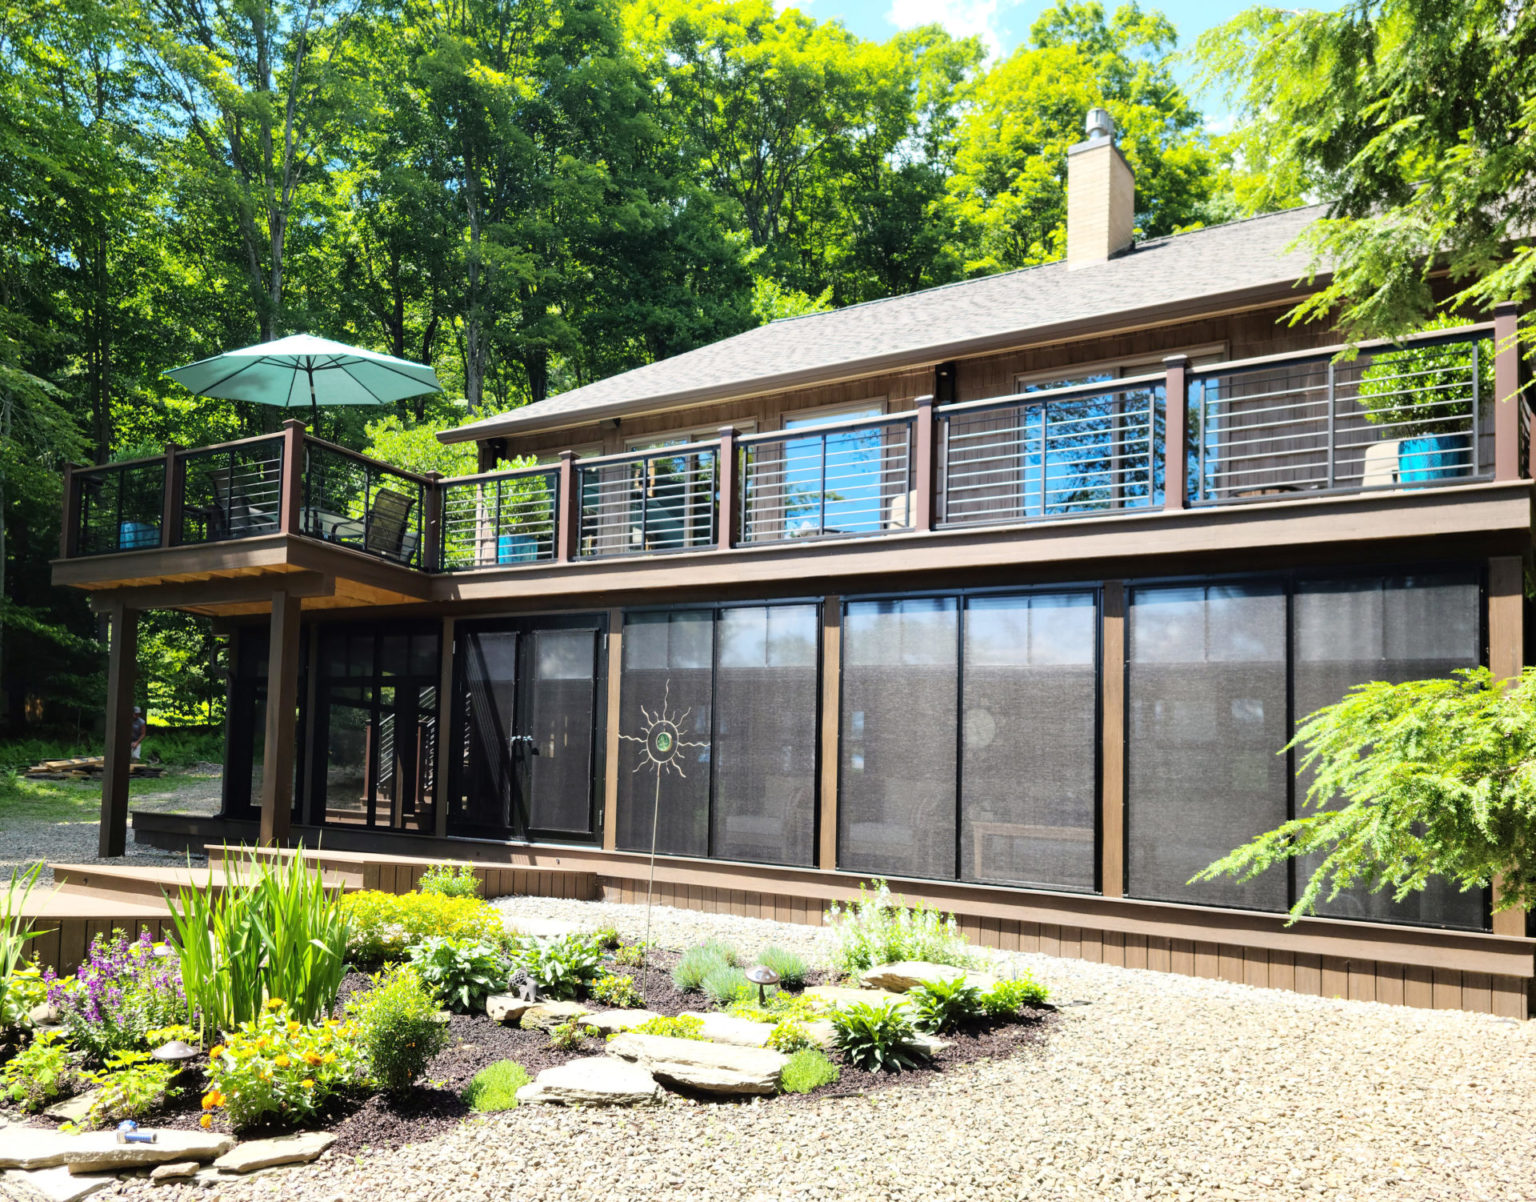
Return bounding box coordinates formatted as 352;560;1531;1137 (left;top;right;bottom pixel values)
886;0;1010;57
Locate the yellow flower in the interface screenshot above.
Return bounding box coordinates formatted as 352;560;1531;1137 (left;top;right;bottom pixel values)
303;1051;322;1066
287;1021;300;1034
274;1055;291;1069
321;1052;337;1064
199;1114;212;1129
209;1044;225;1058
201;1092;216;1110
301;1078;315;1089
265;998;285;1010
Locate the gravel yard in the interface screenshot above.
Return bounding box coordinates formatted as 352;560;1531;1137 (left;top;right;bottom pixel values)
116;895;1536;1202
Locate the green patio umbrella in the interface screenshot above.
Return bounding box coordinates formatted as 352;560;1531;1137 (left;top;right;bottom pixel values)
164;334;442;424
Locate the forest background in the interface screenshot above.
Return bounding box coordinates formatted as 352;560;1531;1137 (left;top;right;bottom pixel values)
0;0;1308;737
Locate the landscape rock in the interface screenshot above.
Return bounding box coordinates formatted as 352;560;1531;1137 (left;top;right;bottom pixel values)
213;1131;335;1174
28;1002;60;1026
518;1001;591;1030
42;1089;100;1124
580;1009;659;1036
909;1031;953;1056
860;961;994;992
803;1020;839;1051
607;1032;788;1096
0;1165;114;1202
803;985;909;1010
148;1161;201;1182
679;1011;774;1048
485;993;536;1024
514;1057;662;1107
0;1128;233;1173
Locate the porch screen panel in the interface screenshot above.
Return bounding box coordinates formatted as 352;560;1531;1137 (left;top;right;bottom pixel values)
839;598;958;879
527;628;598;837
454;629;518;835
1293;572;1485;928
961;593;1098;891
617;611;712;856
712;604;819;866
1127;582;1289;909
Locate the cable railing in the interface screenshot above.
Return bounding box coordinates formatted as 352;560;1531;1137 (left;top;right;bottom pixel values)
739;412;915;544
301;439;429;568
178;435;285;545
576;443;718;557
71;457;167;556
1189;327;1494;505
937;376;1163;527
439;467;558;570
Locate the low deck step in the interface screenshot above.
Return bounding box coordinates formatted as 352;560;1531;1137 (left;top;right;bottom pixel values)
48;862;358;903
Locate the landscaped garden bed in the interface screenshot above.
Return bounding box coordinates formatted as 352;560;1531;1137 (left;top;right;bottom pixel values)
0;860;1055;1191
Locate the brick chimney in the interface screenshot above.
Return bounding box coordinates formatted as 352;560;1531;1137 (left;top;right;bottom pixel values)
1066;108;1135;268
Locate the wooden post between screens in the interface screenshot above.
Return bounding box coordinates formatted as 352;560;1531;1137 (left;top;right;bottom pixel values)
422;471;444;572
912;395;936;531
1493;302;1522;481
1489;555;1526;936
259;590;302;846
716;427;738;549
817;597;842;871
1162;356;1189;511
1099;581;1126;897
556;451;580;563
98;602;138;858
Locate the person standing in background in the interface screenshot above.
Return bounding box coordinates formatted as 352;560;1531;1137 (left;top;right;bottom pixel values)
130;706;146;761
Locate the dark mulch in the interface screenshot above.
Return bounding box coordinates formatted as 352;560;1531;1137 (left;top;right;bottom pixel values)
2;951;1057;1155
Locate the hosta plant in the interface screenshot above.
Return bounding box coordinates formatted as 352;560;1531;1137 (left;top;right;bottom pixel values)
513;934;603;1001
908;976;983;1034
830;1000;923;1072
979;973;1049;1017
407;937;507;1013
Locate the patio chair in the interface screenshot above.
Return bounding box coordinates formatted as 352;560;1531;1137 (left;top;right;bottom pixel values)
365;487;416;561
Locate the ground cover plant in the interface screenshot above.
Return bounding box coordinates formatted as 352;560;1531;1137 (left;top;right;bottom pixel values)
824;880;973;973
342;890;508;962
85;1049;179;1125
780;1049;840;1094
462;1060;529;1112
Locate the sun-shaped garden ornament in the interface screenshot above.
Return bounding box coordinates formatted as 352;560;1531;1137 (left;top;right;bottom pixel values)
619;680;707;996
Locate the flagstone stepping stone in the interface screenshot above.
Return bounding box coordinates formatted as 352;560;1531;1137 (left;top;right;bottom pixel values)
803;1020;838;1051
581;1009;660;1036
0;1128;233;1172
213;1131;335;1174
486;993;537;1024
859;962;995;992
515;1057;661;1107
43;1089;100;1124
519;1001;592;1030
679;1011;775;1048
148;1161;201;1182
1;1165;115;1202
803;985;909;1010
607;1032;788;1096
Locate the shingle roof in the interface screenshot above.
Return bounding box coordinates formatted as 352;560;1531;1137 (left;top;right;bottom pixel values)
442;204;1326;443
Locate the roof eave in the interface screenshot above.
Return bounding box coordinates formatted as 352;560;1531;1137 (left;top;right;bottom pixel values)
438;275;1320;446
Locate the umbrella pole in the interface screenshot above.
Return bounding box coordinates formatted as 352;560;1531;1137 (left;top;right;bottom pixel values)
307;364;318;431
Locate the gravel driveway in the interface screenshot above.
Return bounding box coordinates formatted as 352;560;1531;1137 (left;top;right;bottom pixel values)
122;895;1536;1202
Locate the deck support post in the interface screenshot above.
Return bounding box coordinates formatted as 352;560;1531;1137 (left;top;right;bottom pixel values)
98;602;138;858
556;450;580;562
279;419;305;535
160;444;183;549
716;427;738;549
1099;581;1126;897
1494;302;1522;481
422;471;444;572
258;590;302;847
1489;555;1526;939
912;395;936;531
1162;356;1189;510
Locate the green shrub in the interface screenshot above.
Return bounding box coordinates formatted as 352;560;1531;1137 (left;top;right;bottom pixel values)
589;972;644;1009
406;937;507;1013
701;963;752;1007
48;930;185;1061
766;1018;814;1054
830;1000;922;1072
824;879;973;974
86;1050;179;1126
780;1048;840;1094
588;925;622;950
204;1002;362;1129
757;946;810;989
417;864;481;899
908;976;983;1034
512;934;604;1001
673;943;732;992
612;942;650;969
979;973;1049;1017
462;1060;529;1112
1;1030;82;1112
547;1020;598;1051
618;1014;705;1040
347;965;449;1092
340;890;508;962
1;962;47;1033
169;848;349;1040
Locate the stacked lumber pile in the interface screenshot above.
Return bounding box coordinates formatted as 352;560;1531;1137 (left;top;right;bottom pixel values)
24;756;163;781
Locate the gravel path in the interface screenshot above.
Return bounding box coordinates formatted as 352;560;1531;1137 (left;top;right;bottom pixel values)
0;769;220;881
118;895;1536;1202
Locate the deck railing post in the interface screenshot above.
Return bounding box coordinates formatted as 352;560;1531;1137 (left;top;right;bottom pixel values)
279;419;306;534
556;450;580;562
60;462;83;558
912;395;935;531
161;443;183;548
1162;355;1189;510
422;470;444;572
1494;302;1522;481
716;426;738;549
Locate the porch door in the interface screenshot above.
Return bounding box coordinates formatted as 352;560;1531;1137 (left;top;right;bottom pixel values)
451;617;604;842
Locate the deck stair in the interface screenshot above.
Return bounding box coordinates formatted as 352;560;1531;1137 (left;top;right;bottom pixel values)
49;861;359;906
